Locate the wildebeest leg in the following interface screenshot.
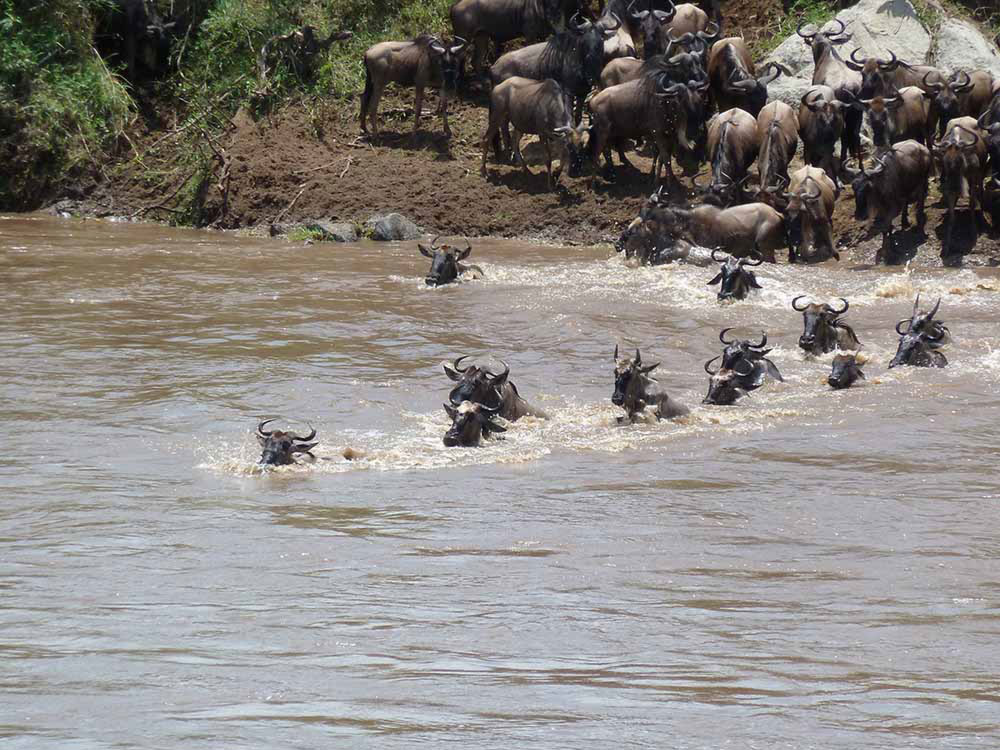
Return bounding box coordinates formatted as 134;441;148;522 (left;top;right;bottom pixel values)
512;129;529;173
412;86;424;134
943;204;955;257
543;137;554;190
916;182;928;229
367;81;384;136
473;35;488;78
900;202;911;229
616;142;634;169
653;135;678;191
438;88;451;137
844;108;862;168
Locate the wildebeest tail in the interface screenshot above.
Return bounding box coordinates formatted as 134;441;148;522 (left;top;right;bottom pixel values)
360;56;373;130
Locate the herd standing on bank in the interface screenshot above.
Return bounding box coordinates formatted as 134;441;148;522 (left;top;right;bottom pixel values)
358;0;1000;265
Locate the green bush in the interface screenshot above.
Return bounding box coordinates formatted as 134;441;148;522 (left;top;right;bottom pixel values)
0;0;132;208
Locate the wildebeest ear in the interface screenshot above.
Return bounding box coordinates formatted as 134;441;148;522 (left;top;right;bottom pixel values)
485;420;506;433
429;41;446;55
443;403;458;419
457;246;472;260
763;358;784;383
292;442;318;453
418;243;434;258
442;363;462;381
707;273;722;286
640;362;659;374
750;275;763;289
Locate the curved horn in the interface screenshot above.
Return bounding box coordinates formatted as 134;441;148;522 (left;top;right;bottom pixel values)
827;297;849;315
490;359;510;385
849;47;867;65
697;21;720;41
634;348;641;367
955;123;983;148
922;70;943;93
759;62;781;85
603;12;622;32
704;356;721;375
925;325;946;342
827;17;847;36
743;249;764;266
952;69;973;92
667;30;695;45
895;318;911;335
570;11;590;32
733;358;755;377
912;292;921;319
430;234;445;248
878;49;898;70
257;419;276;436
719;327;736;344
711;247;727;263
791;295;811;311
796;18;817;39
290;424;316;442
802;176;822;200
452;355;472;374
927;297;941;320
748;332;768;349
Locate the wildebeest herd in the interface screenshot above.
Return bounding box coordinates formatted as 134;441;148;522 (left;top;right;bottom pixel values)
256;0;986;464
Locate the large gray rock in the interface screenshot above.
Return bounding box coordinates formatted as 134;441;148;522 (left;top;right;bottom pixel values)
366;213;421;241
308;220;358;242
934;18;1000;77
764;0;931;109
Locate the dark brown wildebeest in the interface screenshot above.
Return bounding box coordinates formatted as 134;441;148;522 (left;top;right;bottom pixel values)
860;86;932;150
935;117;988;258
756;101;799;200
612;346;689;423
360;35;468;136
828;352;866;389
706;248;763;301
718;329;783;379
797;18;863;168
256;420;318;466
444;357;548;420
633;192;786;261
845;49;941;99
707;37;781;117
443;401;506;446
587;66;710;187
480;77;587;189
889;297;948;368
791;297;860;355
703;328;782;404
847;140;932;264
450;0;575;77
490;14;620;117
598;0;643;61
419;237;485;286
799;85;846;187
924;70;994;139
698;107;759;206
98;0;180;83
629;0;676;58
784;165;838;263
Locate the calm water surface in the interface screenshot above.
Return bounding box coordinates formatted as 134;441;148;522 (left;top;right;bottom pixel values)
2;214;1000;749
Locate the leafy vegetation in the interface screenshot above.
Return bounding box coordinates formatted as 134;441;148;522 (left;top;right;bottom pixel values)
749;0;837;58
0;0;133;208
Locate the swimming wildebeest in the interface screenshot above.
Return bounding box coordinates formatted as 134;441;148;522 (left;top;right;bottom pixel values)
419;237;484;286
847;139;932;264
791;296;860;355
443;401;507;446
796;17;863;169
889;298;949;369
480;77;587;189
360;34;468;136
827;352;866;389
702;355;761;405
256;420;318;466
706;248;763;301
444;357;547;420
612;346;689;423
718;328;783;382
783;165;838;263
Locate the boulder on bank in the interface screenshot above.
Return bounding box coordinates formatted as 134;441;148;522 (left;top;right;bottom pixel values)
935;19;1000;77
366;213;421;241
308;220;358;242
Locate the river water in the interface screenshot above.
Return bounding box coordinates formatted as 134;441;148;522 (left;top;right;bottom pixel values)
3;213;1000;748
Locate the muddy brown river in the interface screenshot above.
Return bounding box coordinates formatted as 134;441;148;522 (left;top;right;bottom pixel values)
3;213;1000;748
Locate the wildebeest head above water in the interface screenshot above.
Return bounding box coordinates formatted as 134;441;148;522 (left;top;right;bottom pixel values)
612;345;689;422
889;295;949;368
443;401;506;447
445;356;509;409
419;236;478;286
256;420;318;465
828;352;866;389
718;328;784;383
791;296;861;355
702;355;759;405
707;248;763;302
